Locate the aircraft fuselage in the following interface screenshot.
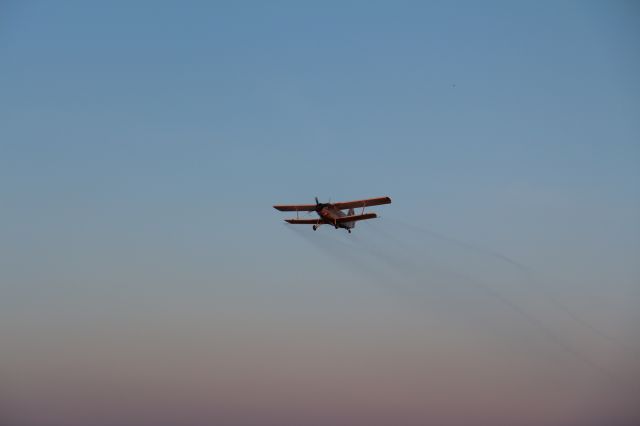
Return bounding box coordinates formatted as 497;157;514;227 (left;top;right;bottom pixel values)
316;205;354;230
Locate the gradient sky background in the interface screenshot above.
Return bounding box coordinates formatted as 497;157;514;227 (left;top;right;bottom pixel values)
1;1;639;425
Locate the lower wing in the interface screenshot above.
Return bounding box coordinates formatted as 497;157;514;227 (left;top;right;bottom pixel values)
335;213;377;223
274;204;316;212
285;218;319;224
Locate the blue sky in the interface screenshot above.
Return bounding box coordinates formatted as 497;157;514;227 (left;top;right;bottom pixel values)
1;1;639;425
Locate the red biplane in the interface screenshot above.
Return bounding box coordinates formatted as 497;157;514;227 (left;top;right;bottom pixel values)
273;196;391;233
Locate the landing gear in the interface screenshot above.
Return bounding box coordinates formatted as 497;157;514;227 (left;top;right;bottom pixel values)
312;225;317;231
348;229;351;233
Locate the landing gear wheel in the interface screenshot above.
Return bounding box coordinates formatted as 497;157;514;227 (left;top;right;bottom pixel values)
312;225;317;231
348;229;351;233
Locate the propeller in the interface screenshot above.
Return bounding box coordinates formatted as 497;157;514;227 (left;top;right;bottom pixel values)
304;196;322;216
314;196;329;211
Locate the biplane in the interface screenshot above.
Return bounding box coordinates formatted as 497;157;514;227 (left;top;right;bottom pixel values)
273;196;391;233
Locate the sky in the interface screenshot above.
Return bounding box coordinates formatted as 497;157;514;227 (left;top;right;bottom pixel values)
1;1;639;425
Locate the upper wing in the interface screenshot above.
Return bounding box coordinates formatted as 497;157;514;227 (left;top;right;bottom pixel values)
333;196;391;210
285;218;319;224
274;204;316;212
335;213;377;223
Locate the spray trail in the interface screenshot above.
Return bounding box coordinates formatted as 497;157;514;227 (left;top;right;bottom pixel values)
355;219;638;388
285;220;638;388
379;218;640;359
285;225;473;316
